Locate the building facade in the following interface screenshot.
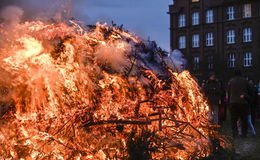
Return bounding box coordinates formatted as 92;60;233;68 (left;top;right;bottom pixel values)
168;0;260;85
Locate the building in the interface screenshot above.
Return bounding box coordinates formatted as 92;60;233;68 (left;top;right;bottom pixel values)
168;0;260;85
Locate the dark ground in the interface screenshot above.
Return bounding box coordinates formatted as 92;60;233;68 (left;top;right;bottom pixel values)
212;111;260;160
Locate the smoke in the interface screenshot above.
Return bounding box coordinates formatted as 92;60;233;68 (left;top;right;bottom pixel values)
94;41;131;72
0;0;38;19
165;49;187;72
0;0;73;21
0;0;22;9
0;6;24;28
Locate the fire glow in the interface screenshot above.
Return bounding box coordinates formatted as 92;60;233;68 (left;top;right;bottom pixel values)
0;17;227;159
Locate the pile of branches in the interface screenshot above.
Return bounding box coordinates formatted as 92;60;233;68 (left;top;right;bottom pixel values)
0;20;229;159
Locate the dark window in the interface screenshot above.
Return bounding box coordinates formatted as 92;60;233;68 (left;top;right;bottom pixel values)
193;57;200;70
228;53;236;68
208;56;214;69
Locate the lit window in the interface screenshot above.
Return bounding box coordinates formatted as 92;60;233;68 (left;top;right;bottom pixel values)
228;53;236;68
192;12;200;25
243;28;252;42
206;32;214;46
243;4;252;18
208;56;214;69
178;36;186;49
243;52;252;67
193;57;200;70
227;30;235;44
206;10;214;23
192;0;200;2
178;14;186;27
192;34;200;48
227;6;235;20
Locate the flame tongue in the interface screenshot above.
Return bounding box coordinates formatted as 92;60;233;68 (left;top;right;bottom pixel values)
0;20;226;159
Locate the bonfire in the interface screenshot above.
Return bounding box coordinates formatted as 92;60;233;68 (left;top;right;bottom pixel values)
0;6;228;160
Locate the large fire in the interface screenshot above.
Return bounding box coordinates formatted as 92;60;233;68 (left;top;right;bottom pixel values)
0;18;227;159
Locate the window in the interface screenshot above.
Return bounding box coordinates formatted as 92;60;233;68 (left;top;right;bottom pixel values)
193;57;200;70
243;28;252;42
192;34;200;48
227;6;235;20
206;10;214;23
227;30;235;44
243;52;252;67
208;56;213;69
258;82;260;94
192;12;199;25
179;36;186;49
192;0;200;2
228;53;236;68
178;14;186;27
206;32;214;46
243;4;252;18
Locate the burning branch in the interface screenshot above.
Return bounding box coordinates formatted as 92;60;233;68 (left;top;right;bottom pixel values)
83;119;152;127
0;19;228;160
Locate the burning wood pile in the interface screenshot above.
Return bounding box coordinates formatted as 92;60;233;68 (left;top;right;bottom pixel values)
0;17;228;159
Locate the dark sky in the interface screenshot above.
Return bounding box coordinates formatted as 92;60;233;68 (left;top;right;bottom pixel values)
0;0;173;50
73;0;172;50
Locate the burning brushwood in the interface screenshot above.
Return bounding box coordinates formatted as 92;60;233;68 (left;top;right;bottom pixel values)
0;16;228;159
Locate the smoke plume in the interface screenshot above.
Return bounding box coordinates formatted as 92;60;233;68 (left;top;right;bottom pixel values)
165;49;187;72
0;6;24;28
0;0;73;21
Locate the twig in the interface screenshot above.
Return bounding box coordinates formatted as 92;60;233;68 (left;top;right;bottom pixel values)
83;119;152;128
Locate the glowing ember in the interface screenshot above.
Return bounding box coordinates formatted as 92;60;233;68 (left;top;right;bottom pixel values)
0;19;227;159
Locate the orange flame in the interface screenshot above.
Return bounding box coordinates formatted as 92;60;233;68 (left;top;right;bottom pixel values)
0;20;227;159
